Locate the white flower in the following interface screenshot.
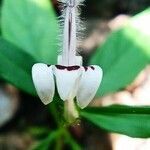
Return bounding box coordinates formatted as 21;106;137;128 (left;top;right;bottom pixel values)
32;0;103;109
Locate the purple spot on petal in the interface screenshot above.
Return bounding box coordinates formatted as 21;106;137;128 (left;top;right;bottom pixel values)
90;66;95;70
56;65;66;70
67;66;80;71
84;66;88;71
55;65;80;71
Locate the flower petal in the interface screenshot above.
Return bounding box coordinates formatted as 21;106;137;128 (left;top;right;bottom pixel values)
32;63;55;105
54;65;82;101
76;65;103;109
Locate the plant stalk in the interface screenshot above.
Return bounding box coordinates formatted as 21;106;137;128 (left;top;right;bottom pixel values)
64;99;79;123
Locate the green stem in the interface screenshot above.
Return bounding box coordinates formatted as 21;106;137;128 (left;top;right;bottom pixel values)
55;137;62;150
64;99;79;123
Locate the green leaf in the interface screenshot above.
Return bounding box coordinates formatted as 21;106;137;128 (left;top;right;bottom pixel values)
32;129;82;150
90;9;150;96
28;126;50;137
81;105;150;138
0;37;36;94
1;0;59;63
32;130;61;150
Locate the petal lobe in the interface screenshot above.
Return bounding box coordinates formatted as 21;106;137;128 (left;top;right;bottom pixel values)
77;65;103;109
32;63;55;105
54;66;82;101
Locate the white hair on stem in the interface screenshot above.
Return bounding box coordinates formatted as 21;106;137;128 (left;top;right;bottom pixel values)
58;0;85;65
